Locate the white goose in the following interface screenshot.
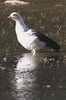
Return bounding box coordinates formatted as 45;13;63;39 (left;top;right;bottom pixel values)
8;12;60;54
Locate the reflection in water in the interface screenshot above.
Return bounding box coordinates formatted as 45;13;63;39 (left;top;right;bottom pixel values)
11;53;46;100
9;53;65;100
15;53;38;71
11;53;40;100
0;53;66;100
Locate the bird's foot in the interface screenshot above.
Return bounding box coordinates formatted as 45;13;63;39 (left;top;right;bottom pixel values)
31;50;36;55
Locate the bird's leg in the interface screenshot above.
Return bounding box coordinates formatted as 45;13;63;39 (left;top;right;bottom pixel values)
32;49;36;55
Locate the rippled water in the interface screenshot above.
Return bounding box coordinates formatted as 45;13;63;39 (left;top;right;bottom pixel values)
0;52;66;100
0;0;66;100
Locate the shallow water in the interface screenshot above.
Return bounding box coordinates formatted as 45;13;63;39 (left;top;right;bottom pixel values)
0;52;66;100
0;0;66;100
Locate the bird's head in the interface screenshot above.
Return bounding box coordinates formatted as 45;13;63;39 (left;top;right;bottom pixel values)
8;12;22;22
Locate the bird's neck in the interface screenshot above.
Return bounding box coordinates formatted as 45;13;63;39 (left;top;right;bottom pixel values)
16;19;28;31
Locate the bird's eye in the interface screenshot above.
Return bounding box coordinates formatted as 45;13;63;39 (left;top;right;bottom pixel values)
13;14;17;16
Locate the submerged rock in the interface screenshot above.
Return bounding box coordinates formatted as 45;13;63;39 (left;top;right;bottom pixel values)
4;0;29;5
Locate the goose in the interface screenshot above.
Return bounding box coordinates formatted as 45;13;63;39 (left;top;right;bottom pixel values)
8;12;60;54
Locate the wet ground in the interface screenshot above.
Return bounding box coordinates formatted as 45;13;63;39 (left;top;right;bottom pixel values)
0;0;66;100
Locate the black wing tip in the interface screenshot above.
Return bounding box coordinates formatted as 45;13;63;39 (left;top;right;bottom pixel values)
35;30;61;52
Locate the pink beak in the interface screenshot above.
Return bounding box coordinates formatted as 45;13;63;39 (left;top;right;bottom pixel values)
7;16;12;19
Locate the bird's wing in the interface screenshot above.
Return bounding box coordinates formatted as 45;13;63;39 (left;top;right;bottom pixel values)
31;30;60;52
27;29;36;35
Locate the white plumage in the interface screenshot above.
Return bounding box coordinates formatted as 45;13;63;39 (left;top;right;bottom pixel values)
8;12;60;54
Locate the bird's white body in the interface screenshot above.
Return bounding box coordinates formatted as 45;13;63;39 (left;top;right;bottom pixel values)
8;12;60;54
15;20;46;52
15;21;46;52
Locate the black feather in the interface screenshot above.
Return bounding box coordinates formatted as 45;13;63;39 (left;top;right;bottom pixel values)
35;31;60;52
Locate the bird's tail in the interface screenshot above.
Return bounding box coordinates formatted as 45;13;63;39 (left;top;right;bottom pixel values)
35;31;60;52
46;39;60;52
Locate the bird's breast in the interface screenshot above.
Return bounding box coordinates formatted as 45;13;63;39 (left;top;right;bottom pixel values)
15;27;46;50
16;31;38;50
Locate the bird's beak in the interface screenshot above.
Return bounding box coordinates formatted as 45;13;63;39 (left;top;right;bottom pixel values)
7;16;12;19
